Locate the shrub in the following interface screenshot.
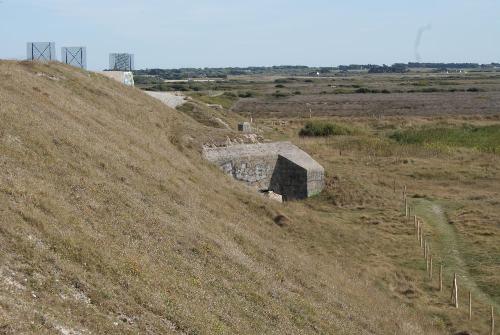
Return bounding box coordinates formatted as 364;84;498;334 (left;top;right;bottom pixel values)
275;84;285;88
222;92;237;98
273;90;288;98
355;87;371;94
299;121;354;137
238;91;255;98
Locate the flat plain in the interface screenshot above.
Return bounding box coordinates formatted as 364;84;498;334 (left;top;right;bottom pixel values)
171;69;500;334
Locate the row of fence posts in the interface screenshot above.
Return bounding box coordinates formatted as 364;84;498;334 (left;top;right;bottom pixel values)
401;183;496;334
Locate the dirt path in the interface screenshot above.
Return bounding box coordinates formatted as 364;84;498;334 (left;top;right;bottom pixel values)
412;198;498;307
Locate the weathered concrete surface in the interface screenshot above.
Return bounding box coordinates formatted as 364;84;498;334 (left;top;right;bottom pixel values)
203;142;324;200
97;71;134;86
238;122;252;133
145;91;186;109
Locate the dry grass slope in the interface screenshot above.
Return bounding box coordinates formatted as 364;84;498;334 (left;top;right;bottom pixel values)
0;61;441;334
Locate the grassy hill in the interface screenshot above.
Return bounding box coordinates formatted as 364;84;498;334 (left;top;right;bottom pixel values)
0;61;442;334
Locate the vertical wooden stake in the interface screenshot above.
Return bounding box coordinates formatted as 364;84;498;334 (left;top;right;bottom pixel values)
405;197;408;217
417;221;420;239
424;240;428;259
393;179;396;193
451;273;458;308
439;263;443;292
414;215;417;229
491;306;495;335
492;306;495;335
420;229;424;248
468;291;472;321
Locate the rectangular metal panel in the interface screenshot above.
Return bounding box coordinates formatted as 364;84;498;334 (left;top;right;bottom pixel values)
61;47;87;69
27;42;56;61
109;53;134;71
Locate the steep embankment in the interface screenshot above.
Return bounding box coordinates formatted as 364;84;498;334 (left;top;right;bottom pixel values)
0;61;439;334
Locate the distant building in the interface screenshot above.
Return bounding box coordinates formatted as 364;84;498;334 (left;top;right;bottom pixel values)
27;42;56;62
109;53;134;71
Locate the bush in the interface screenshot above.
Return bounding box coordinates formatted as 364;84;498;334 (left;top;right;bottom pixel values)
222;92;237;98
355;87;371;94
299;121;354;137
421;87;440;93
274;78;292;84
238;91;255;98
273;90;288;98
275;84;285;88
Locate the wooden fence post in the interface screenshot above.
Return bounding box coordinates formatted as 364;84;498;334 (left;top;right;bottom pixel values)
417;221;420;239
468;291;472;321
424;240;428;259
492;306;495;335
420;229;424;248
405;197;408;218
451;273;458;308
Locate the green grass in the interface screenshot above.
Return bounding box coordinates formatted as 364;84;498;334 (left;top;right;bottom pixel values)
390;124;500;153
188;92;239;109
299;121;355;137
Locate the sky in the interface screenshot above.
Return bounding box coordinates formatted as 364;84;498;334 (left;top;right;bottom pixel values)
0;0;499;70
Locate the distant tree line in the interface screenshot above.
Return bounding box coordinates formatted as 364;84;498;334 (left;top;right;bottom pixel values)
134;63;500;80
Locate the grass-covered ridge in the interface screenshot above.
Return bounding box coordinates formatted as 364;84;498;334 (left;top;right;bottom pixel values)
0;61;443;334
390;124;500;153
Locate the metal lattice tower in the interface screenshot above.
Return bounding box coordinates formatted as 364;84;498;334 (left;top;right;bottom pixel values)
27;42;56;61
109;53;134;71
61;47;87;69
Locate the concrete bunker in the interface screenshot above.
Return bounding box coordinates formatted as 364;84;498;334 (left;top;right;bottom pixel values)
203;142;324;200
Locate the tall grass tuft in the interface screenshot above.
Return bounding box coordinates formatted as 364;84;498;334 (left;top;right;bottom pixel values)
390;124;500;153
299;121;355;137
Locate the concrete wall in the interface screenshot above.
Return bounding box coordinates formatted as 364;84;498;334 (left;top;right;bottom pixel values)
270;156;308;200
205;146;278;190
97;71;134;86
203;142;325;200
